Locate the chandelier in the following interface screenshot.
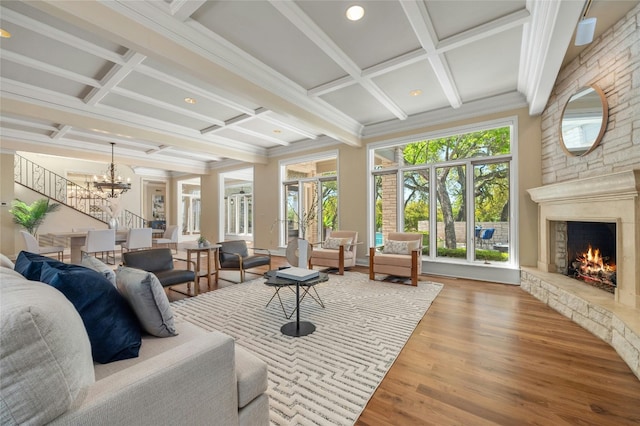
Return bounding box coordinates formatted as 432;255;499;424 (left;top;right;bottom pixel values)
93;142;131;198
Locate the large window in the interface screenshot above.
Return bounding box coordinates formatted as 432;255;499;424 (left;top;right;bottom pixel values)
370;121;514;266
280;153;338;246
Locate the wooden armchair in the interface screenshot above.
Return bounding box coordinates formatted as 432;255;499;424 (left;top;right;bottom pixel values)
310;230;359;275
369;232;423;286
217;240;272;283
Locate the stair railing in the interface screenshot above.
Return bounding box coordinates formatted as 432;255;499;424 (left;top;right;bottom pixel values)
14;154;147;228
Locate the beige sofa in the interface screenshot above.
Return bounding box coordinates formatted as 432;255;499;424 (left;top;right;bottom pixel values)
0;265;269;425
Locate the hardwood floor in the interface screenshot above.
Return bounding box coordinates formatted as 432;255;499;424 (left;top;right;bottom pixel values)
169;257;640;425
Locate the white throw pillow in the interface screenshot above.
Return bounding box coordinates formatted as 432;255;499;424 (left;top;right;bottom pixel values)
0;279;94;425
82;254;116;287
116;266;178;337
383;239;420;255
323;237;352;250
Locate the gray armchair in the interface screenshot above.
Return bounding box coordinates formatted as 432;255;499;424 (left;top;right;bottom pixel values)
122;248;198;295
217;240;271;283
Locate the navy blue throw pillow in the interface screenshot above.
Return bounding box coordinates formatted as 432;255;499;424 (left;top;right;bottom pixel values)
14;251;66;281
39;262;142;364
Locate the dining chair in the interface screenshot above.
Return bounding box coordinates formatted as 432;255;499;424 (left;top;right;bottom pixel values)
81;229;116;265
121;228;153;253
20;231;65;261
152;225;179;253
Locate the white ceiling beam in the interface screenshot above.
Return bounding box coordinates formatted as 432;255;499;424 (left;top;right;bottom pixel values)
230;127;290;146
51;125;72;140
85;51;146;106
0;115;57;132
137;63;257;116
437;8;531;53
519;0;584;115
0;87;268;164
0;7;124;64
400;0;462;109
270;0;408;120
168;0;206;21
1;50;101;87
258;112;318;140
109;86;226;126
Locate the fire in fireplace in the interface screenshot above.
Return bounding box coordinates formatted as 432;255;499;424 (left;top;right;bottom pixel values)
566;222;616;293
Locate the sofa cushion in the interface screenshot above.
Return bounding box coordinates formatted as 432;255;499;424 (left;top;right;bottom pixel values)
235;346;268;408
312;247;355;261
0;278;94;425
116;266;178;338
0;266;24;280
0;253;14;269
81;254;116;286
14;250;65;281
383;239;419;255
39;262;142;364
323;237;352;250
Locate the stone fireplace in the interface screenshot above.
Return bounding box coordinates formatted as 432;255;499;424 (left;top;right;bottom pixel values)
523;170;640;380
528;170;639;309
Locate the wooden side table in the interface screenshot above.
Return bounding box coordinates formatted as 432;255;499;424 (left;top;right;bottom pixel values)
185;244;221;295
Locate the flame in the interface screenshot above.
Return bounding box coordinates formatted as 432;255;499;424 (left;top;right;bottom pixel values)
576;245;616;274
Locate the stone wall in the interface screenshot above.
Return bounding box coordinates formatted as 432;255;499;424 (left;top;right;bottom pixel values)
521;268;639;381
541;4;640;184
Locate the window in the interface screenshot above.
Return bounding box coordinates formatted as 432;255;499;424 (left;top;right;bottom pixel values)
369;121;514;267
279;153;338;246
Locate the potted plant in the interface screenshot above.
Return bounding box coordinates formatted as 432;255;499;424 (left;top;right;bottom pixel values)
9;198;61;236
197;236;209;248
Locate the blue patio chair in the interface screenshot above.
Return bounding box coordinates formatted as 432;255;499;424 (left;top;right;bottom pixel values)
480;228;495;248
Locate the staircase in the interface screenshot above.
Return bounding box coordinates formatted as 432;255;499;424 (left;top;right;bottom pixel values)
14;154;146;229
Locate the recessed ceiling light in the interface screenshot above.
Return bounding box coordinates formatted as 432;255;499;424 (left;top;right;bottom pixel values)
184;97;197;104
0;29;11;38
346;5;364;21
273;129;282;134
409;89;423;97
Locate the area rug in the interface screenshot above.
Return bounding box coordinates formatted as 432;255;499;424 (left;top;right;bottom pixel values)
171;272;443;425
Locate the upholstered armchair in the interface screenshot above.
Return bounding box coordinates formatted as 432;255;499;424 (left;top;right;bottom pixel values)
310;230;359;275
217;240;272;283
122;248;197;295
369;232;423;286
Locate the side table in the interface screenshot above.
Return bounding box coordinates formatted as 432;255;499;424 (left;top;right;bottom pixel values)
185;244;221;295
264;270;328;337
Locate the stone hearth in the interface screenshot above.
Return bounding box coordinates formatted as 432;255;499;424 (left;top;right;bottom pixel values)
524;170;640;380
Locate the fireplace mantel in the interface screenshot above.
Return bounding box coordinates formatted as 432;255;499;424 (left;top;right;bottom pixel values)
528;169;640;204
528;169;640;309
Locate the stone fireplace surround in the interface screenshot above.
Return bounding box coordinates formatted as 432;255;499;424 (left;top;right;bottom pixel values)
523;170;640;380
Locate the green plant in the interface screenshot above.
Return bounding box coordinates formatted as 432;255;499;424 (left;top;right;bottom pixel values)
9;198;60;236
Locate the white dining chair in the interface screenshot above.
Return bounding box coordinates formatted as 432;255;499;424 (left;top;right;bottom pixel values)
121;228;153;253
153;225;179;253
20;231;65;261
81;229;116;264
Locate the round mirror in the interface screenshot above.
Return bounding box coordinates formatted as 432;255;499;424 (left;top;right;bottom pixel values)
559;84;608;156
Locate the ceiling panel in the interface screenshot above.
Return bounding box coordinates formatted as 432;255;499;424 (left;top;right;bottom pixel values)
446;27;522;102
320;84;397;125
0;60;90;98
426;0;527;40
372;59;450;116
191;0;346;89
297;0;420;70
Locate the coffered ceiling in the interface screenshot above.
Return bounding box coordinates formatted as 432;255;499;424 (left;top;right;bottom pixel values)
0;0;635;174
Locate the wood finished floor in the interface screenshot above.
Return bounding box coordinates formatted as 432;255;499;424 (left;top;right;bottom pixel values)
168;257;640;426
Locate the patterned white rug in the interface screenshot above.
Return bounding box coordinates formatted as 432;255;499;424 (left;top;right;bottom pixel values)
171;272;443;425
